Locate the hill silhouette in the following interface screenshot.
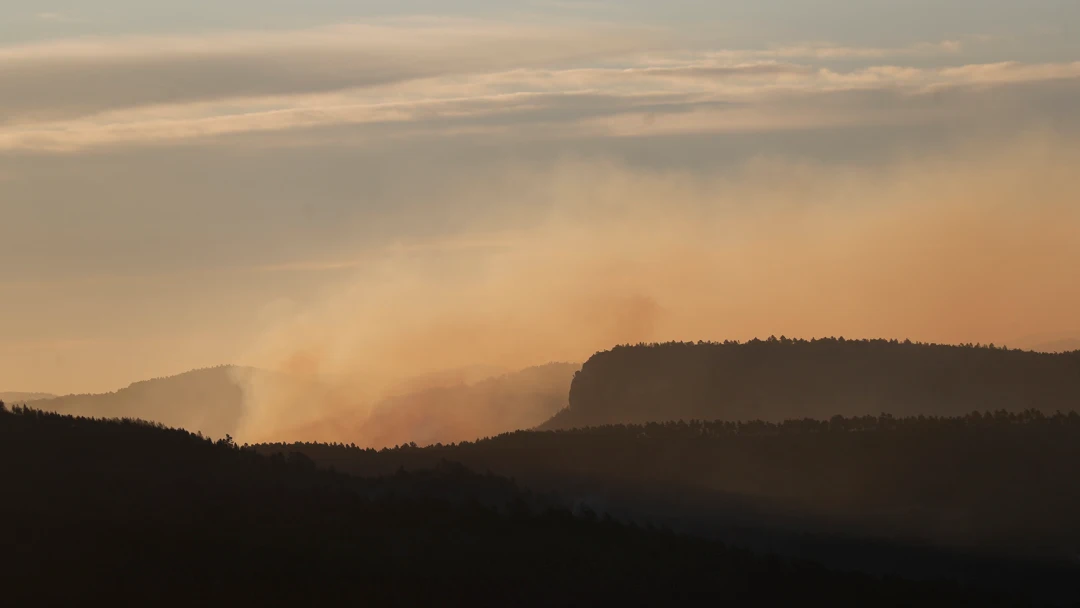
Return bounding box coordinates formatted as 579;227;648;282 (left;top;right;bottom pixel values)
1009;331;1080;354
1029;338;1080;354
542;338;1080;430
31;365;249;439
0;391;56;403
2;404;1028;607
29;362;578;445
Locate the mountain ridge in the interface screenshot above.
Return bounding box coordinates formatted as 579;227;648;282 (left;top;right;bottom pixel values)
543;338;1080;430
0;391;57;403
24;362;579;445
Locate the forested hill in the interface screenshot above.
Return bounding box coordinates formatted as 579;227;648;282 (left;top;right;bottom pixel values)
2;404;1029;607
544;339;1080;430
260;411;1080;559
259;411;1080;603
30;365;249;440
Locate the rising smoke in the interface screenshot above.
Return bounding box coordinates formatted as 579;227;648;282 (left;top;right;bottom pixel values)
233;131;1080;444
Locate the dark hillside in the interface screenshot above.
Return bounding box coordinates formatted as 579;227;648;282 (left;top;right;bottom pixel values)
1;404;1029;607
260;412;1080;603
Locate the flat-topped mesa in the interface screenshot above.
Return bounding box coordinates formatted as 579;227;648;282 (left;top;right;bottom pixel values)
546;338;1080;429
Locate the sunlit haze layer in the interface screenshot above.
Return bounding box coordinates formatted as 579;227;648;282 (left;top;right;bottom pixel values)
2;1;1077;441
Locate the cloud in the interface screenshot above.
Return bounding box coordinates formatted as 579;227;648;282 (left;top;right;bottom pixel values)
2;53;1078;152
751;40;964;60
0;16;1055;153
0;20;657;125
630;40;967;66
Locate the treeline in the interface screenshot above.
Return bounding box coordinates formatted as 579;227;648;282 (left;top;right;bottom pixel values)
2;403;1037;607
545;338;1080;429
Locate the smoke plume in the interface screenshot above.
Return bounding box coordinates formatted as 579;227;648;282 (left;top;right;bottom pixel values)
234;131;1080;444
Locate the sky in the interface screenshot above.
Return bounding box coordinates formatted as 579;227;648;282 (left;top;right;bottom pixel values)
2;0;1079;397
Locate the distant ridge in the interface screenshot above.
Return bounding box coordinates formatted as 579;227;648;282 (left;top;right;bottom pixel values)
1009;330;1080;354
30;365;248;439
0;392;56;404
27;362;579;444
543;338;1080;430
1028;338;1080;354
5;405;1027;606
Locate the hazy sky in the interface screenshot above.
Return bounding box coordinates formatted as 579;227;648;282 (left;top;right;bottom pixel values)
2;1;1079;395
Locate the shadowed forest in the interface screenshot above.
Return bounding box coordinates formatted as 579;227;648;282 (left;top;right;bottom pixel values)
255;410;1080;601
1;404;1062;607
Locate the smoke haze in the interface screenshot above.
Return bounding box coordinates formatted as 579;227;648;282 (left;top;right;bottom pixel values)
3;6;1078;446
232;131;1080;443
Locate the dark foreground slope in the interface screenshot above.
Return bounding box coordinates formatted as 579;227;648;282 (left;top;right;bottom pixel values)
262;412;1080;603
544;339;1080;429
1;405;1034;607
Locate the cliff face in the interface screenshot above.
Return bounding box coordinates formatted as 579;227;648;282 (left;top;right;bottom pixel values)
546;339;1080;429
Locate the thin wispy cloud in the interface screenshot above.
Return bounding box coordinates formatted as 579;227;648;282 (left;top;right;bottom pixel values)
0;20;659;124
3;52;1077;151
630;40;967;65
0;18;999;143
